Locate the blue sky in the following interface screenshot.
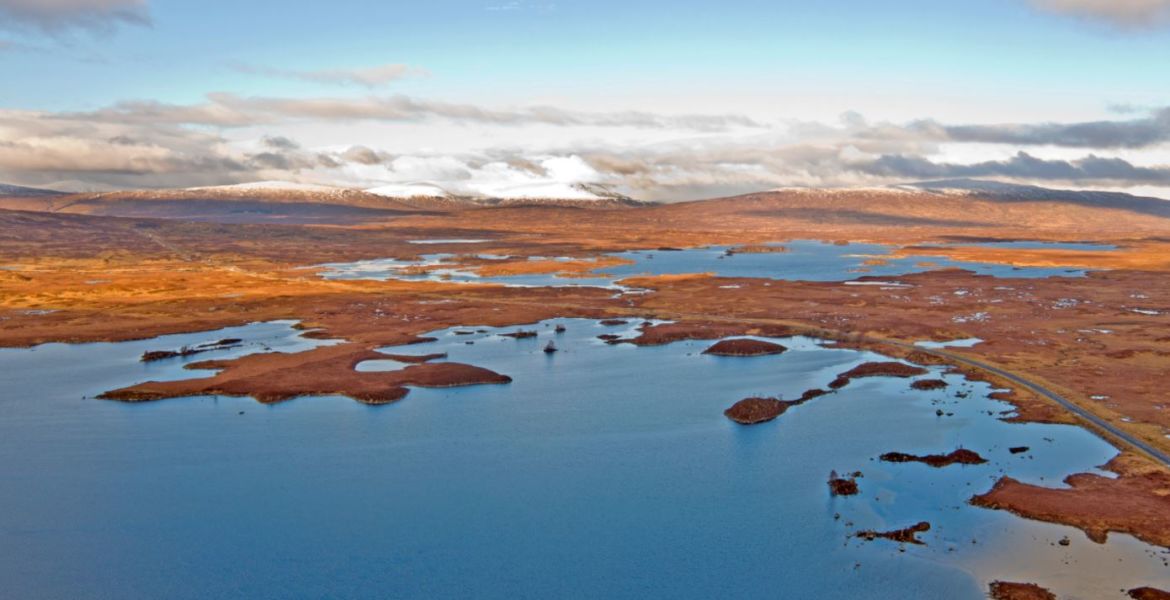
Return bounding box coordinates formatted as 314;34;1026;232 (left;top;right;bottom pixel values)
2;0;1170;199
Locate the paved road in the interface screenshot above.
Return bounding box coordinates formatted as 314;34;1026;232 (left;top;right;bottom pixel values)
892;341;1170;469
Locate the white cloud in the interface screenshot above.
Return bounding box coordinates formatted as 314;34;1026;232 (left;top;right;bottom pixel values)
454;156;603;199
6;96;1170;201
68;92;768;132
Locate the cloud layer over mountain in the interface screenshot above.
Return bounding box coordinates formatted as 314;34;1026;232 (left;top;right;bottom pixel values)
4;93;1169;199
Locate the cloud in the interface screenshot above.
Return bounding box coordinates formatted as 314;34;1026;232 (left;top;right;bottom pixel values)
341;145;388;165
232;62;428;89
862;151;1170;184
6;98;1170;200
0;0;150;33
1030;0;1170;28
847;107;1170;150
0;108;324;189
932;107;1170;149
66;92;769;132
261;135;300;150
368;155;604;200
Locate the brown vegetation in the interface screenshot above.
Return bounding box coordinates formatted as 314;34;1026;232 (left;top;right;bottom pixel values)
724;397;788;425
855;521;931;545
988;581;1056;600
626;321;796;346
828;361;928;389
880;449;987;467
474;256;633;278
910;378;948;390
99;344;512;405
1129;587;1170;600
829;475;860;496
702;338;788;357
4;185;1170;562
796;388;830;403
971;453;1170;548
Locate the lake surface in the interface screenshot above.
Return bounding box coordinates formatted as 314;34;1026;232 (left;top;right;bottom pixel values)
317;240;1096;288
1;319;1166;599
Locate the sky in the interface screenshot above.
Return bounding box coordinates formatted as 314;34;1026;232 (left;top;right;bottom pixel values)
2;0;1170;200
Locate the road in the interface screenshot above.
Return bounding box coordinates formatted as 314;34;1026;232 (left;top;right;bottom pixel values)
891;341;1170;468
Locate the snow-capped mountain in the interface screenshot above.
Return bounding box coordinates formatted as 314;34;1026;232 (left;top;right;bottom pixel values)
364;180;647;208
366;182;454;199
187;181;349;194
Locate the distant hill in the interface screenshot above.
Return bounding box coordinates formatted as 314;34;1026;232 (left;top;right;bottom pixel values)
0;181;438;225
473;197;653;210
636;180;1170;241
0;180;651;224
3;178;1166;234
366;180;647;209
0;183;66;197
895;179;1170;219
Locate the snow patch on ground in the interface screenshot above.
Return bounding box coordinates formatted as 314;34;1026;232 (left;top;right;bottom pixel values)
188;181;345;193
367;182;451;198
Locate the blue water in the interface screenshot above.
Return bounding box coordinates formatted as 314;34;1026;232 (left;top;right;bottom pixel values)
317;240;1095;288
2;319;1166;599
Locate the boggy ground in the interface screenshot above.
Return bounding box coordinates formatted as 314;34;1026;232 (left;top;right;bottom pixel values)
972;452;1170;548
3;190;1170;574
100;344;513;405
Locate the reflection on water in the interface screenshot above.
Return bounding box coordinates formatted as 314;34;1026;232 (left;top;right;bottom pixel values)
1;319;1166;598
354;359;411;372
318;240;1097;288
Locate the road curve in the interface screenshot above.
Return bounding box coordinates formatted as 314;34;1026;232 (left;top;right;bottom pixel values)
891;341;1170;469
